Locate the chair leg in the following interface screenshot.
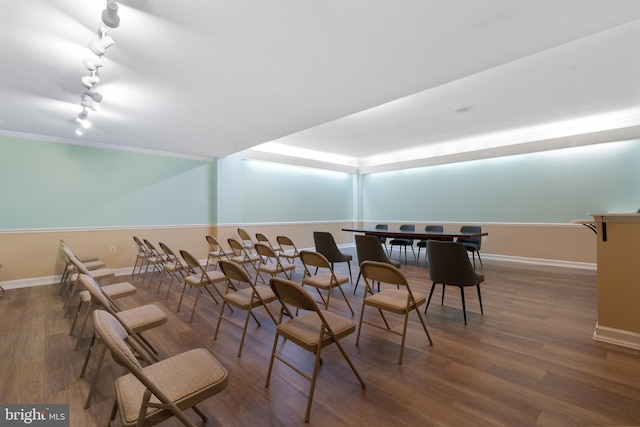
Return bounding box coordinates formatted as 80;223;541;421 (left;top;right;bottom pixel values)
346;262;352;282
477;284;484;314
441;284;446;305
471;252;476;269
353;272;361;294
460;286;467;325
425;282;437;314
477;251;483;268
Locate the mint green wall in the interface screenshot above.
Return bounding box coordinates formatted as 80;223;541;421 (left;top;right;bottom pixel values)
216;154;354;224
0;136;215;229
362;140;640;223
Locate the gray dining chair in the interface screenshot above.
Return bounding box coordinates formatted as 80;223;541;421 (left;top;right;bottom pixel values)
457;225;483;269
388;224;416;262
426;240;484;325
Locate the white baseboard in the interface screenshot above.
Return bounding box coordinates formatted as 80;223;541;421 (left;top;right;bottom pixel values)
593;323;640;350
0;267;134;290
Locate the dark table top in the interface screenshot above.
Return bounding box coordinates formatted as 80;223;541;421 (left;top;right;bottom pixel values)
342;227;487;240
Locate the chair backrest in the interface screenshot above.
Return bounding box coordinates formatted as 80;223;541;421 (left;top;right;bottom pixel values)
313;231;344;261
300;250;331;270
427;240;480;285
237;228;254;247
270;277;320;313
78;273;116;312
276;235;299;253
360;260;408;289
458;225;482;248
206;235;224;251
219;259;252;284
93;309;143;370
255;233;270;244
67;250;92;276
425;225;443;232
375;224;388;243
355;234;391;264
227;238;242;255
179;249;203;273
158;242;177;260
399;224;415;232
143;239;161;256
92;310;175;409
255;242;277;261
133;236;148;252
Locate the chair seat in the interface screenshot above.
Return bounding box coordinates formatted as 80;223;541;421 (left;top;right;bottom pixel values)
389;238;412;245
365;288;426;314
223;285;277;309
185;271;226;287
71;267;114;282
115;348;229;426
277;310;356;351
79;281;137;303
116;304;168;333
302;272;349;290
258;262;295;276
163;262;184;273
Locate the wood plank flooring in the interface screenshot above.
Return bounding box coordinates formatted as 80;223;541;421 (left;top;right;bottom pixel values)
1;250;640;426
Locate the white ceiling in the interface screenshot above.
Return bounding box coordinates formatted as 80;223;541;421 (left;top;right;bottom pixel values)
1;1;639;171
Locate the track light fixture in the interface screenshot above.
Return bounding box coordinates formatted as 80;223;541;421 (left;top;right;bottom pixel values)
76;109;91;129
81;74;100;89
83;57;104;72
88;35;114;56
101;0;120;28
81;91;102;111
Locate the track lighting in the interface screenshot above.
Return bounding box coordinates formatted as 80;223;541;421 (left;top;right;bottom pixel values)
81;91;102;111
83;57;104;72
101;0;120;28
76;110;91;129
88;35;114;56
81;74;100;89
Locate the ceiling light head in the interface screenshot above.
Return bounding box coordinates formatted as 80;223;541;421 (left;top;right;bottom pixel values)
83;90;103;103
88;35;114;56
452;106;470;113
83;56;104;71
81;74;100;89
81;93;101;111
76;110;91;129
101;0;120;28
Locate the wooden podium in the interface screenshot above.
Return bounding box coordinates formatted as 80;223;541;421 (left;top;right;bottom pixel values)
589;213;640;349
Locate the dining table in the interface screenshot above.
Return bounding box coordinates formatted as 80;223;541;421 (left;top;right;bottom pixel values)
341;227;487;240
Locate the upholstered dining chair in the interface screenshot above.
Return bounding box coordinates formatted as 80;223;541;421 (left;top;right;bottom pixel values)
388;224;417;262
275;235;301;265
353;234;401;294
426;240;484;325
78;274;168;409
416;225;446;264
375;224;390;253
177;249;227;323
356;260;433;364
313;231;353;281
457;225;483;269
265;277;365;423
214;259;278;357
299;250;354;315
92;309;229;427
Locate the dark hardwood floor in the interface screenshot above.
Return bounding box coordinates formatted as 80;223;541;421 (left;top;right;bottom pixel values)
1;249;640;426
